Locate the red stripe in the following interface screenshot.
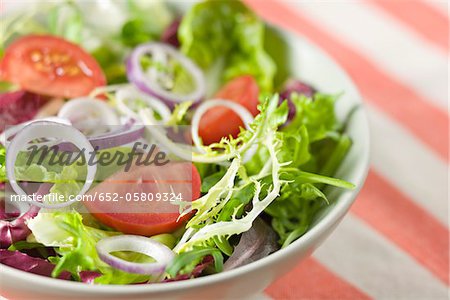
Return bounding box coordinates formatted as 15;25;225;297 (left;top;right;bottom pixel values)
352;170;450;285
369;0;449;52
266;257;371;299
244;0;449;162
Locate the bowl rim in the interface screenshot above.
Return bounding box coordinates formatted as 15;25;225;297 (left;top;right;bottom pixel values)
0;24;371;294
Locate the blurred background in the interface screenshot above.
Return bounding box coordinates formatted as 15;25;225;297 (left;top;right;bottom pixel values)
244;0;449;299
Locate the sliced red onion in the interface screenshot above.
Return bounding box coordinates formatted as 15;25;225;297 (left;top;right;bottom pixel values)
88;122;145;150
140;109;254;164
96;235;175;275
0;184;51;248
0;117;71;147
191;99;257;163
57;96;145;150
57;120;145;152
6;121;97;209
58;97;120;136
127;42;206;106
116;85;171;123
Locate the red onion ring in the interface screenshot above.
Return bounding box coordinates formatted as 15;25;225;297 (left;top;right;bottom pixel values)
0;117;71;147
6;121;97;209
127;42;206;107
57;121;145;152
88;122;145;150
190;99;257;163
115;85;171;123
96;235;175;275
57;97;120;136
57;96;145;150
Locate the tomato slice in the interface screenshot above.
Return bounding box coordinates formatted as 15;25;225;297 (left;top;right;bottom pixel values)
0;35;106;98
83;163;201;236
198;75;260;145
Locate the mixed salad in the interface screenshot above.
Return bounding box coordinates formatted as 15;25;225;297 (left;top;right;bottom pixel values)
0;0;354;284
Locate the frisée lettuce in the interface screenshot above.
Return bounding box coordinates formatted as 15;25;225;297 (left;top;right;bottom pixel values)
173;93;354;257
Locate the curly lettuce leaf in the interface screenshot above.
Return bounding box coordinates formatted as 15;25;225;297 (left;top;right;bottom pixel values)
178;0;276;92
176;92;354;254
174;95;288;252
263;93;354;246
166;101;193;126
176;129;285;253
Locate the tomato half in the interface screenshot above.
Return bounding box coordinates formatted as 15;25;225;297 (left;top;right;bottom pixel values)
83;163;201;236
0;35;106;98
198;75;260;145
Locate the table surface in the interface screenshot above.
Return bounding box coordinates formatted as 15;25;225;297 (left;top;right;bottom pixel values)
245;0;449;299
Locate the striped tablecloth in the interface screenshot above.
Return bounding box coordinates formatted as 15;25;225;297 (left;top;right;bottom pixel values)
243;1;449;299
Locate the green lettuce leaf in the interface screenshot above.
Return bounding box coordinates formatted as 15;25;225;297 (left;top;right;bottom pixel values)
284;93;339;142
178;0;276;92
175;92;354;254
263;93;354;246
12;145;169;283
47;2;83;44
27;211;155;284
0;145;6;183
166;247;223;278
174;95;288;252
28;212;111;278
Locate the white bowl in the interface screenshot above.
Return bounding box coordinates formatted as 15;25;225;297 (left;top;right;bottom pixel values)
0;4;370;300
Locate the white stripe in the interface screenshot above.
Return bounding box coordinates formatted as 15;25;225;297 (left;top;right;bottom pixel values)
426;0;449;13
367;104;448;226
290;0;448;111
313;216;449;299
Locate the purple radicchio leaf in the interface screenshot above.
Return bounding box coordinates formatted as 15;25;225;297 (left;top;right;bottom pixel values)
0;203;40;249
279;79;316;121
224;218;279;271
79;271;102;284
161;18;181;48
0;249;71;280
0;91;46;132
0;184;51;248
